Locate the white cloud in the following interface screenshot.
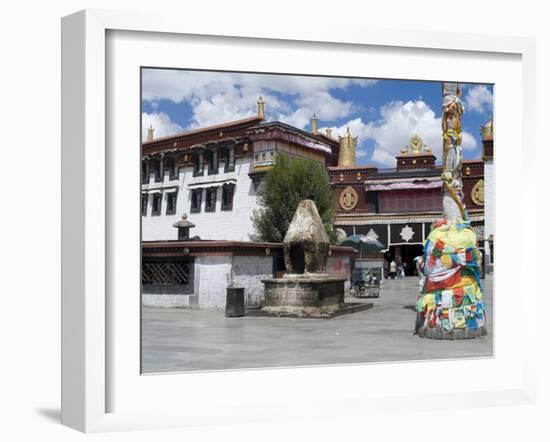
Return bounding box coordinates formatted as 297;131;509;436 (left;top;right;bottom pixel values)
461;131;477;151
277;94;355;130
296;91;356;120
142;69;376;103
322;100;477;168
141;112;183;141
464;85;493;114
142;69;376;130
141;70;482;166
356;149;368;159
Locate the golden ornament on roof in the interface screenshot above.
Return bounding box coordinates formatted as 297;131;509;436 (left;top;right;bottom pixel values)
409;134;423;154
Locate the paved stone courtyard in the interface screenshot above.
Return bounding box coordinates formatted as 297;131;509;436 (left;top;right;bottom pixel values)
141;275;493;373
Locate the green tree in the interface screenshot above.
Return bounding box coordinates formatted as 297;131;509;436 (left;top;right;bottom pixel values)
251;152;337;243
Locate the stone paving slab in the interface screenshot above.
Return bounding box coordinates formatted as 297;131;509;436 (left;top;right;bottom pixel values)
141;275;493;373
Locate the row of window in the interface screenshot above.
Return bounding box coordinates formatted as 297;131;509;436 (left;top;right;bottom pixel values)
190;183;235;213
192;148;235;177
142;148;235;184
142;157;178;184
142;191;178;216
141;183;236;217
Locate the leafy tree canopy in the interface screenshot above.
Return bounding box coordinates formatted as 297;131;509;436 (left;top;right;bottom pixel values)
251;152;337;243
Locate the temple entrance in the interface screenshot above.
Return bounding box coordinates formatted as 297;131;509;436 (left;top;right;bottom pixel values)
385;244;423;276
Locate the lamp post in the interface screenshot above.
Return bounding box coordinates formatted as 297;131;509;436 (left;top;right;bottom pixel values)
172;213;195;240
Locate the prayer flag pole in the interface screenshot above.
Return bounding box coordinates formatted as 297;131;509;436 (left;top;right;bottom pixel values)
413;83;487;339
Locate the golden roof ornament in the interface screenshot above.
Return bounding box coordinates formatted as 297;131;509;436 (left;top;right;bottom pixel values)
401;134;429;155
481;117;493;141
337;127;358;167
257;97;265;120
146;125;155;142
310;113;318;134
410;134;423;154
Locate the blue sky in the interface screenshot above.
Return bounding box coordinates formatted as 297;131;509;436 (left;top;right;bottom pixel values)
142;69;493;168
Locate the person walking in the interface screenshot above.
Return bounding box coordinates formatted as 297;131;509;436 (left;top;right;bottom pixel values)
397;262;404;279
414;256;425;289
389;259;397;279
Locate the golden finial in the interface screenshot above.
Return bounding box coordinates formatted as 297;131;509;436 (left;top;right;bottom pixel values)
338;127;358;167
146;125;155;142
310;113;318;134
257;97;265;119
409;134;423;154
481;117;493;140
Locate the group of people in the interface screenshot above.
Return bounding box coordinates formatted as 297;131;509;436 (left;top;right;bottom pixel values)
386;259;406;279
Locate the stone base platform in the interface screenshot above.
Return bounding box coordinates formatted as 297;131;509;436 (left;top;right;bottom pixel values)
247;302;373;319
253;275;373;319
416;325;488;339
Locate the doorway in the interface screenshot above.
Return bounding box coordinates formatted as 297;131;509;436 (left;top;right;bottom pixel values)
387;244;423;276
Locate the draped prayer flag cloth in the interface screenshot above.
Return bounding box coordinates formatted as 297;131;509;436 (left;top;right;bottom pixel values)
415;220;486;334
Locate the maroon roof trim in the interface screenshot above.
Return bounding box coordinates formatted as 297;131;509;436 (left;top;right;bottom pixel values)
142;116;263;148
142;240;358;257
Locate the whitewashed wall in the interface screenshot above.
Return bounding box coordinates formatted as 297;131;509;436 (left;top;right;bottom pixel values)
194;255;234;308
142;157;258;241
484;160;494;239
142;254;274;309
484;160;494;269
232;255;273;307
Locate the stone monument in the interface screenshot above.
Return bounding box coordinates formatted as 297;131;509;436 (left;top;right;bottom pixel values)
260;199;372;318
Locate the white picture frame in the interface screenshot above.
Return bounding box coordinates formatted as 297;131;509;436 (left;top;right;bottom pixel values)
61;9;537;433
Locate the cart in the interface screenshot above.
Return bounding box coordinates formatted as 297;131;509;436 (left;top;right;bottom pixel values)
350;269;380;298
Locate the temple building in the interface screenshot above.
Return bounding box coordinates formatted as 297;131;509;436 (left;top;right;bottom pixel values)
141;99;339;242
141;99;492;308
328;127;492;275
141;100;351;308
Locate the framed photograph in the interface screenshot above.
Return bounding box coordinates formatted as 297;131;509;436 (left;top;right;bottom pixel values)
62;9;537;433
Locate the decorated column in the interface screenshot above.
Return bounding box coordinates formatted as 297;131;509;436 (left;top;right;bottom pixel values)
414;83;487;339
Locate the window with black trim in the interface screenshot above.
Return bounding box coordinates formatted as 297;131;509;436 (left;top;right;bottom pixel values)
205;187;217;212
191;189;202;213
218;147;227;172
151;193;162;215
164;157;177;181
219;147;235;173
141;194;148;216
204;150;217;175
166;191;178;215
141;161;149;184
152;159;162;182
221;183;235;211
192;153;203;177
